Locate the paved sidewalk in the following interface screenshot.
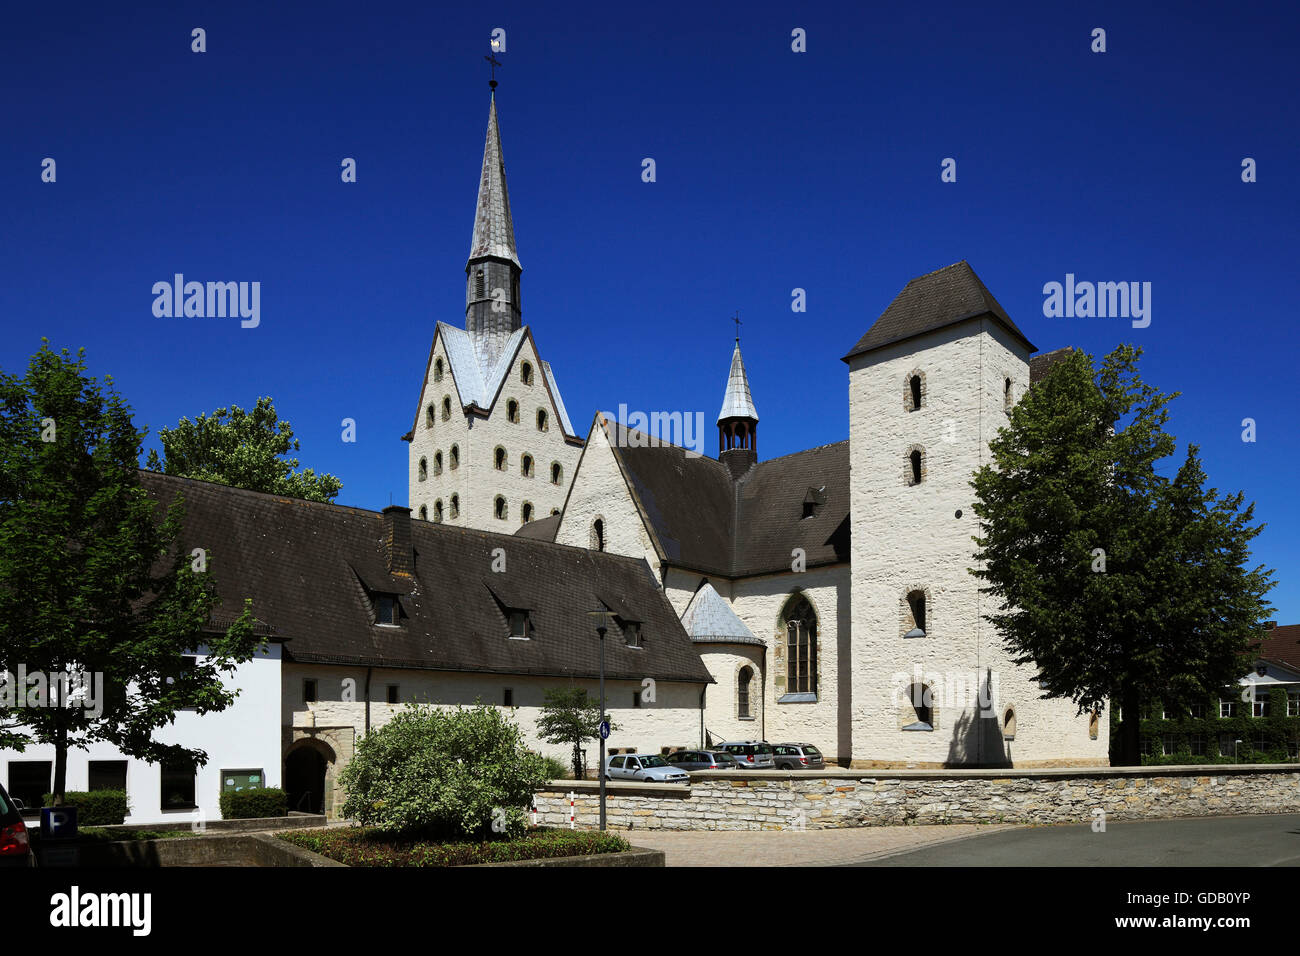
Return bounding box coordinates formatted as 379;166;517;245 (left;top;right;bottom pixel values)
613;823;1018;866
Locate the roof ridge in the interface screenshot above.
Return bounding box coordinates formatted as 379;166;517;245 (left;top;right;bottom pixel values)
139;470;379;518
752;439;849;466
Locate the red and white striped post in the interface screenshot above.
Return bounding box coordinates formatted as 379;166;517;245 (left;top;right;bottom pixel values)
568;791;576;829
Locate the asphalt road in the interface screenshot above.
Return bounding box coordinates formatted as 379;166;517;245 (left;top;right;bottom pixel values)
858;813;1300;866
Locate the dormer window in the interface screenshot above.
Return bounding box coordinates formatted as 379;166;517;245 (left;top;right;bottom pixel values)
622;620;643;648
509;610;529;639
802;485;826;519
374;594;399;627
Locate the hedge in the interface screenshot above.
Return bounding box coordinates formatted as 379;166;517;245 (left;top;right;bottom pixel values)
41;790;129;825
219;787;288;819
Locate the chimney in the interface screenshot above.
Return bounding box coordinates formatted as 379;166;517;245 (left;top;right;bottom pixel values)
382;506;414;577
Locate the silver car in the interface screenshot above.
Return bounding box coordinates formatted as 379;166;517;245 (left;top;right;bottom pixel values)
717;740;776;769
605;753;690;784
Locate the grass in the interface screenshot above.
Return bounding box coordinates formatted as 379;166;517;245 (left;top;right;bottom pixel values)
278;826;631;867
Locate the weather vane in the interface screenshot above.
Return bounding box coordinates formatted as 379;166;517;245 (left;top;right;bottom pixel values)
484;54;502;91
732;311;741;343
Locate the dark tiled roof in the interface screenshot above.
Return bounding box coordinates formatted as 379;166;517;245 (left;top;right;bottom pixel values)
1029;346;1075;384
843;261;1035;362
139;472;712;683
606;425;850;578
514;513;561;541
1255;624;1300;674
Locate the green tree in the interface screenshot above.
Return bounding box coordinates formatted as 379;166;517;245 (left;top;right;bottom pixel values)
0;342;260;803
970;345;1273;766
145;395;341;503
339;703;546;839
536;687;615;780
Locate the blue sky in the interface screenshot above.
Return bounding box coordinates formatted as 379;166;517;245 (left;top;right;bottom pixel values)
2;1;1297;618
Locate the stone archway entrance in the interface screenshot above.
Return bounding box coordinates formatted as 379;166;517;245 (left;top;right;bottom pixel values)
285;741;332;815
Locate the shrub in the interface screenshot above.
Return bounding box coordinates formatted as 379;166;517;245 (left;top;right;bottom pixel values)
339;702;546;839
219;787;287;819
41;790;128;825
279;827;629;866
539;754;569;780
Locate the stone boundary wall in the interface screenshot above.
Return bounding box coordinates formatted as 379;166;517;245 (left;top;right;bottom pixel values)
533;765;1300;830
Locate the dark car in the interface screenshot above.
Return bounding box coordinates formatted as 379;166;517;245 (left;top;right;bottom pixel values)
0;782;34;867
663;750;740;772
773;743;826;770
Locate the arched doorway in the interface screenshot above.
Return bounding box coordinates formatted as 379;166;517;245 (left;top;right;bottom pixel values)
285;745;328;815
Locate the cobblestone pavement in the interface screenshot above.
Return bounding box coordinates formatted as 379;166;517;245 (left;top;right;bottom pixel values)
612;823;1019;866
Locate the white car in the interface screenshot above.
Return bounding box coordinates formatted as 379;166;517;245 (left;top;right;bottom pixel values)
605;754;689;784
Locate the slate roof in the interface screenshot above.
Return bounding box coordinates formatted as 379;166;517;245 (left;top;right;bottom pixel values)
602;421;850;578
717;342;759;423
1029;346;1074;384
679;584;764;646
514;513;561;541
1254;624;1300;674
467;93;520;268
843;261;1035;362
139;471;711;683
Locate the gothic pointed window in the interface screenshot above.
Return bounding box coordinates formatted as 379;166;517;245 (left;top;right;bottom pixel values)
426;404;436;428
434;358;444;383
738;666;753;719
418;457;427;481
442;396;452;421
780;594;817;698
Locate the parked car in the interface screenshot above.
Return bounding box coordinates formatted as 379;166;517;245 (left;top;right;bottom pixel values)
716;741;776;769
663;750;740;771
773;743;825;770
0;782;34;868
605;754;690;784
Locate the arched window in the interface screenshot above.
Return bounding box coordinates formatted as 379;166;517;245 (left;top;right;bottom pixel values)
905;590;927;638
904;683;933;730
450;494;459;519
495;447;507;471
433;451;443;476
590;518;605;552
738;666;753;719
1003;706;1017;740
475;269;485;299
521;361;533;386
426;404;436;428
551;508;560;516
537;409;548;432
418;505;427;520
909;375;922;410
905;370;926;411
780;594;817;697
434;499;444;523
441;396;451;421
521;454;533;477
507;400;519;424
522;502;533;523
1089;708;1100;740
418;457;427;481
450;444;459;470
494;496;507;520
908;447;924;486
1004;377;1013;413
434;358;444;382
551;462;562;485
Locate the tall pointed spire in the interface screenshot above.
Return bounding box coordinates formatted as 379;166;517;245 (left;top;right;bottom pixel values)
465;90;523;369
467;93;520;269
718;337;758;474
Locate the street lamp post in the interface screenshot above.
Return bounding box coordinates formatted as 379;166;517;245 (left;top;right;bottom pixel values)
587;609;613;831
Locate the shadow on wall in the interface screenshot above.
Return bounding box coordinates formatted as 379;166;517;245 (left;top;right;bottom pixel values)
945;668;1011;768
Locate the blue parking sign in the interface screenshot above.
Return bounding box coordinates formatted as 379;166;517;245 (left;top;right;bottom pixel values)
599;720;610;740
41;806;78;839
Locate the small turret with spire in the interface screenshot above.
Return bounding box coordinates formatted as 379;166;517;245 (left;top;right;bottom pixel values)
718;315;758;480
465;60;521;369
